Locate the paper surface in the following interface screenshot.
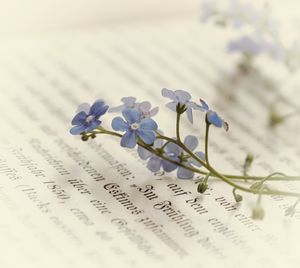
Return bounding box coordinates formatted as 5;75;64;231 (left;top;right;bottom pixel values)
0;18;300;268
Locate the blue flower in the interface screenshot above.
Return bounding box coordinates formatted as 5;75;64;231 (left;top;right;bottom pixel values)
109;97;138;113
196;99;229;131
228;36;263;55
138;101;159;119
137;137;173;172
137;131;176;172
112;108;158;148
109;97;159;119
138;135;205;179
228;35;285;60
168;135;205;179
70;100;109;135
162;88;198;123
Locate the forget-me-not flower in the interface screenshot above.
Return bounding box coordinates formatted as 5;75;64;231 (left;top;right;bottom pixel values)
137;136;173;172
112;108;158;148
137;131;177;172
109;97;159;119
139;135;205;179
162;88;198;123
167;135;205;179
228;36;264;56
109;97;138;113
70;100;109;135
195;99;229;131
228;35;285;61
200;0;289;65
138;101;159;119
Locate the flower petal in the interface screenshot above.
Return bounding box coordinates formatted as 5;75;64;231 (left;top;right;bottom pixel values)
139;118;158;131
177;167;194;179
166;101;178;112
138;130;156;145
122;109;141;124
147;157;162;172
85;119;101;132
199;99;209;111
162;159;178;172
108;104;126;113
149;107;159;117
71;111;87;125
165;142;182;156
184;135;198;151
138;101;151;113
162;88;177;101
153;137;164;148
189;151;205;167
70;124;87;135
121;97;137;107
188;102;204;111
137;146;152;160
228;36;263;55
121;131;137;148
207;111;223;128
112;117;129;131
186;108;193;123
174;90;191;102
76;103;90;114
90;100;109;117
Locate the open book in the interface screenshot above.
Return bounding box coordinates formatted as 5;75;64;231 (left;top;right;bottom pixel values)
0;2;300;268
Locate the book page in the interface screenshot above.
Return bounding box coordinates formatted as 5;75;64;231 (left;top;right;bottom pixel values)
0;18;299;268
0;0;198;35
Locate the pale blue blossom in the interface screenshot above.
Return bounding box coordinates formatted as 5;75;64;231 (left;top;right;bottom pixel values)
112;108;158;148
109;97;159;118
70;100;109;135
228;36;264;55
162;88;198;123
109;97;138;113
139;135;205;179
195;99;229;131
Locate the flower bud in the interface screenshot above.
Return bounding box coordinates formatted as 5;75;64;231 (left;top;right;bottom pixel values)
245;153;254;166
81;135;89;141
234;193;243;203
197;182;208;193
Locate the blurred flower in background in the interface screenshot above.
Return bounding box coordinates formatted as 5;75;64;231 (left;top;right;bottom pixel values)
200;0;300;127
200;0;300;72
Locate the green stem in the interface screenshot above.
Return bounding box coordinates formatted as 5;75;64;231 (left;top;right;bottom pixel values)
138;141;202;173
221;174;300;181
258;172;286;186
176;112;182;143
160;141;171;151
90;129;122;138
173;118;300;197
89;128;300;197
200;123;300;197
95;128;205;175
205;121;210;165
155;134;300;181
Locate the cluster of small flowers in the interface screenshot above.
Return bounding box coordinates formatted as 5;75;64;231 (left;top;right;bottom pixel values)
70;88;227;179
200;0;300;71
